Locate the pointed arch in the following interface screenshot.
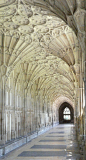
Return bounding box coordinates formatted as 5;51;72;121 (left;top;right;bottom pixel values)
59;102;74;123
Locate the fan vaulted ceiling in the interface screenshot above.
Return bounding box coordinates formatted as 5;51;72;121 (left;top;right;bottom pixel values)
0;0;81;103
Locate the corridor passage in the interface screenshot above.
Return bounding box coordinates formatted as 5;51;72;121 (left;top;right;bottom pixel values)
1;124;83;160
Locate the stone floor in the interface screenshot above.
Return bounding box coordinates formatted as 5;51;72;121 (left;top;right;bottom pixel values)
0;124;84;160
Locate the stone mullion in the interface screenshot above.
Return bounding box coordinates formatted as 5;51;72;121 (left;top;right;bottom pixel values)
39;94;41;125
43;97;46;127
7;112;11;141
47;100;49;125
20;90;23;136
5;112;8;142
49;101;51;123
14;83;17;139
16;114;18;138
39;95;41;128
75;96;79;139
29;97;31;133
39;95;42;127
32;98;35;132
11;81;15;140
74;95;78;126
0;76;6;145
20;113;22;136
21;88;24;137
7;113;10;140
36;95;38;130
11;111;15;140
21;112;23;136
36;94;40;129
24;89;27;136
33;98;36;132
49;100;51;125
18;114;21;137
33;96;36;131
10;112;11;140
46;98;48;126
52;102;54;126
79;88;83;140
25;94;28;136
36;95;38;129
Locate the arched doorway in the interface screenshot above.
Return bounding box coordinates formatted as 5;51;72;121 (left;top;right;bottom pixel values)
59;102;74;124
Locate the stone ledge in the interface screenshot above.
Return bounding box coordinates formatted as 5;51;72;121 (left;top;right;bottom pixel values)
0;123;58;157
0;148;3;157
5;138;26;154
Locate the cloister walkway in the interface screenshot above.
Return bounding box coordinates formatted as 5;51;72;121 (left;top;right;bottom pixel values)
0;124;83;160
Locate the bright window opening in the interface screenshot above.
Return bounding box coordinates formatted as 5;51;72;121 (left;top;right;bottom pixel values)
63;107;71;120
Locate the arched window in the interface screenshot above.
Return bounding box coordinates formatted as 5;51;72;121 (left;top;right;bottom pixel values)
63;107;71;120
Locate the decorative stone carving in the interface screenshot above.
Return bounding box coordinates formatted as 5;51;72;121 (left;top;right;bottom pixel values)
18;25;34;34
30;15;46;25
0;17;12;23
25;35;32;43
18;4;33;17
52;26;69;37
34;25;49;33
12;15;29;25
31;32;43;42
4;21;18;30
42;34;52;44
0;0;16;6
0;5;16;17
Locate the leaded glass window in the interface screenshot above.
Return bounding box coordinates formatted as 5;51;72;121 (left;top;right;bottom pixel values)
63;107;71;120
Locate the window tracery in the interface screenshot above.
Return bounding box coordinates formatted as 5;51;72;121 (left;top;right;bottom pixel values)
63;107;71;120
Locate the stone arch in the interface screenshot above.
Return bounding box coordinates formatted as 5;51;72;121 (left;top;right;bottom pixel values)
59;102;74;124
